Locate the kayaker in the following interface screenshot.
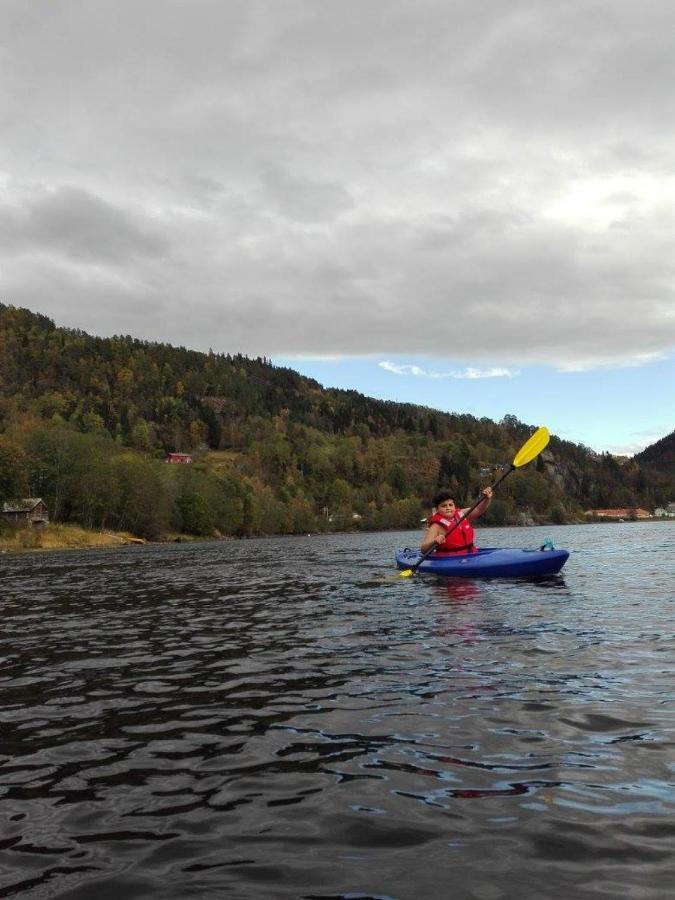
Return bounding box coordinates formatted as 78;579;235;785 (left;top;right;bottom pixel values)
421;487;493;555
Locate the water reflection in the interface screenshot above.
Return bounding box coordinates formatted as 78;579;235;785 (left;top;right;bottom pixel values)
433;577;482;604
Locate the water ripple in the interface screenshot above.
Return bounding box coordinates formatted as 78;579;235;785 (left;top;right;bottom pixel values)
1;524;674;898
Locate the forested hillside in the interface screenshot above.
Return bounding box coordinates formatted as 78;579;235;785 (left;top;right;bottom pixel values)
0;304;672;539
635;430;675;474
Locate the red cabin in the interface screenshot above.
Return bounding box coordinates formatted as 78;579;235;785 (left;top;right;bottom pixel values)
165;453;193;464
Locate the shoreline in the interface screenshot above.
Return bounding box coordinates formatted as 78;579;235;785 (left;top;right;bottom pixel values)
1;517;672;556
0;524;147;555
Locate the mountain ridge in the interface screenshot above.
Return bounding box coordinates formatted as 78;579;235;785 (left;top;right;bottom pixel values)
634;430;675;474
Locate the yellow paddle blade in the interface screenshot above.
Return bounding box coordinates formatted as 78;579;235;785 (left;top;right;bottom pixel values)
399;568;414;578
513;426;550;468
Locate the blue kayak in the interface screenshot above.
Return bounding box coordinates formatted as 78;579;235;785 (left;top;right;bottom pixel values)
396;546;569;578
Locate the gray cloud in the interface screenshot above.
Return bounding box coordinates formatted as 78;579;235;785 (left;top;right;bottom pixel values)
0;0;674;366
0;187;168;263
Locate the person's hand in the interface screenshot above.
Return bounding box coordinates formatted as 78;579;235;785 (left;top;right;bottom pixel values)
481;486;493;499
434;533;446;545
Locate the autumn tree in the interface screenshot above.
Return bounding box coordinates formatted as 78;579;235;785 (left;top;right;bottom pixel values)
0;436;27;502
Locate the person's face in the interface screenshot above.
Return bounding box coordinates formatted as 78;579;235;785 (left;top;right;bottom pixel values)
437;498;456;516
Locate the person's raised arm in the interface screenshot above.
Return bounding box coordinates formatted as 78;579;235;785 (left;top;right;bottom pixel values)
467;486;492;521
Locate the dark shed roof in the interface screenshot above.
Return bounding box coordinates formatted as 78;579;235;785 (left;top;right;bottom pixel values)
1;498;46;513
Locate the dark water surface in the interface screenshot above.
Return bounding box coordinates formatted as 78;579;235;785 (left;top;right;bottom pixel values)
1;523;674;899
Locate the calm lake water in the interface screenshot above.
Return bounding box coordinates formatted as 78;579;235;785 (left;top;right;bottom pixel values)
1;522;674;899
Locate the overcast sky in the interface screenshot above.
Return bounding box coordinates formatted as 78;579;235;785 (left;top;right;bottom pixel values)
1;1;673;451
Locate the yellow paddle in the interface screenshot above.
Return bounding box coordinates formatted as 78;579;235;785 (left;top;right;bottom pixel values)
399;426;550;577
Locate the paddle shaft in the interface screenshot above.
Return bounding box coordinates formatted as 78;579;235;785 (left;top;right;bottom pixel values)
411;465;516;573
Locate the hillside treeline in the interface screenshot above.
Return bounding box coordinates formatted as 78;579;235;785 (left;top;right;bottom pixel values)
0;304;672;539
635;430;675;475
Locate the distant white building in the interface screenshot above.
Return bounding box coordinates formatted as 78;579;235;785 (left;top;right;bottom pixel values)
654;504;675;518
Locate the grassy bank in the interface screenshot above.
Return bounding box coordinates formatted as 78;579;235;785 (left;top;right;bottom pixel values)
0;524;145;553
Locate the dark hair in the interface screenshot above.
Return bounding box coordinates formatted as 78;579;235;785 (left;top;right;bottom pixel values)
433;490;457;507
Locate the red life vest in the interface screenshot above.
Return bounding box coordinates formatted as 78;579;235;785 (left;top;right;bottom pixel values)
430;511;476;554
